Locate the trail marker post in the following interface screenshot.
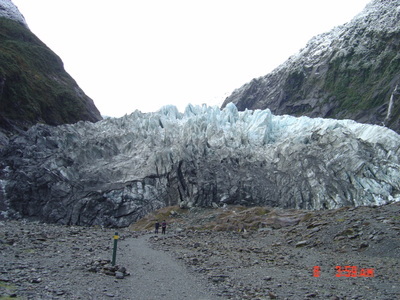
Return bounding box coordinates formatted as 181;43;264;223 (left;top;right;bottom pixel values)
112;232;119;266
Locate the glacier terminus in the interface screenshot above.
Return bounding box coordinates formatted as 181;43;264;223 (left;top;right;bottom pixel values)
0;104;399;227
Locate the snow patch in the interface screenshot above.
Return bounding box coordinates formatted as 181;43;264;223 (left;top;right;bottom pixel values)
0;0;28;27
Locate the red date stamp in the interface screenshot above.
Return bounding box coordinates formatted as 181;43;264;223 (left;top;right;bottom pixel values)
313;266;374;278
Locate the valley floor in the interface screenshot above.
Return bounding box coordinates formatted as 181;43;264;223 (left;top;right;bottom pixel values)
1;201;399;299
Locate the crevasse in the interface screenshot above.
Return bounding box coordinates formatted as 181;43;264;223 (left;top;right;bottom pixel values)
1;104;399;227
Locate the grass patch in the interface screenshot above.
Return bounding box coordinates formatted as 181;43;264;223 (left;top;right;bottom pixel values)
0;281;20;300
129;206;188;231
301;213;313;222
23;249;36;254
131;205;308;233
0;282;15;290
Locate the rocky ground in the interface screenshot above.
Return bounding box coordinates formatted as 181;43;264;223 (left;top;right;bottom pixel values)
1;202;399;299
143;203;400;299
0;220;136;299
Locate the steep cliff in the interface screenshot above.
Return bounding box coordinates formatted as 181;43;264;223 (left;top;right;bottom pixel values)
0;0;102;144
222;0;400;133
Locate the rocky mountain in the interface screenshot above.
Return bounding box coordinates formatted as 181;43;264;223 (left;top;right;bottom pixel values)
0;0;102;145
0;0;399;228
222;0;400;134
1;104;399;227
0;0;26;26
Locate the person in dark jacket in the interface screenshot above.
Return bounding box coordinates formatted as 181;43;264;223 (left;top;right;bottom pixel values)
155;221;160;234
161;220;167;234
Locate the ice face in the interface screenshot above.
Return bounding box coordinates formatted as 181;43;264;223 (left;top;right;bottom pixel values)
1;104;399;227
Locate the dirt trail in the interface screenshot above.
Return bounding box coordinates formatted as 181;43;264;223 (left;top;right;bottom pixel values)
118;234;219;300
0;221;219;300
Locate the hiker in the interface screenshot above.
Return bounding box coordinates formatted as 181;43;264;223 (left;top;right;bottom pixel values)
161;220;167;234
154;221;160;234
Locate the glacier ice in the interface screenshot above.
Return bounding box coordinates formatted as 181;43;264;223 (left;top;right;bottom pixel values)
0;104;399;227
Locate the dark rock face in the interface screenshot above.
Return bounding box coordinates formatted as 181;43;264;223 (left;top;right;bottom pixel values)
0;9;102;144
1;105;399;227
222;0;400;134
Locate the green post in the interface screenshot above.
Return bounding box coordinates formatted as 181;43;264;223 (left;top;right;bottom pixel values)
112;232;119;266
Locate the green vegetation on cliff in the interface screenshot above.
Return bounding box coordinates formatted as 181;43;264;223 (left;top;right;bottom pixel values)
0;17;101;134
323;31;400;127
223;1;400;134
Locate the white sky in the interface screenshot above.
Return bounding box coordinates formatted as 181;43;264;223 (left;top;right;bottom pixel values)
12;0;371;117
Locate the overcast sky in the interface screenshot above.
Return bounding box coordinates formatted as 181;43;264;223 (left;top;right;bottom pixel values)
13;0;371;117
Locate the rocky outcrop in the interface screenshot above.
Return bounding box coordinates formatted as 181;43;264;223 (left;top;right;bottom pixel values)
0;1;102;145
222;0;400;134
0;0;27;27
1;104;399;227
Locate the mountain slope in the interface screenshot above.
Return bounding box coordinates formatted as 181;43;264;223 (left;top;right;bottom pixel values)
222;0;400;133
0;1;102;143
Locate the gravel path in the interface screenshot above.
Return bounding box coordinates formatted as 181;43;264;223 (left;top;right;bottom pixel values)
118;234;219;300
0;221;220;300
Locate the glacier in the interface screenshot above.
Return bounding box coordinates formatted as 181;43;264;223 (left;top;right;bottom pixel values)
0;104;399;227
